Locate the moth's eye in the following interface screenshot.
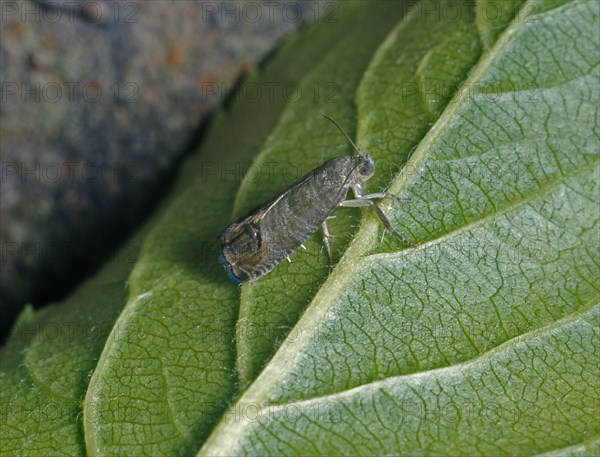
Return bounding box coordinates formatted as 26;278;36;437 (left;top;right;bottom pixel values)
359;157;375;177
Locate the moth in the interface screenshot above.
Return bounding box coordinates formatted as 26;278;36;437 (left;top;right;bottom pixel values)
218;115;413;284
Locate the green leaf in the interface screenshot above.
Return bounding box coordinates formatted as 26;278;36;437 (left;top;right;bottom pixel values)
233;0;421;390
2;0;598;456
83;2;410;456
200;0;600;454
0;234;143;456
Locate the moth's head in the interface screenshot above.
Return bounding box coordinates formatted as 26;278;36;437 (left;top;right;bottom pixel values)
357;152;375;180
320;114;376;179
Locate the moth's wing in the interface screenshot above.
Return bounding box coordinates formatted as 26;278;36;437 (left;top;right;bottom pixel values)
243;169;322;223
220;156;357;282
218;179;310;282
243;156;356;224
254;157;358;258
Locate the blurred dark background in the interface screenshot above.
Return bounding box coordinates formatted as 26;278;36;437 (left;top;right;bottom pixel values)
0;0;325;341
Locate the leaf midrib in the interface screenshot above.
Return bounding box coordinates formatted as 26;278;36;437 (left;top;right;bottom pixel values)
532;438;600;457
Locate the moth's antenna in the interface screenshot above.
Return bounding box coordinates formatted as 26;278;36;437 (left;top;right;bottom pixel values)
320;113;363;156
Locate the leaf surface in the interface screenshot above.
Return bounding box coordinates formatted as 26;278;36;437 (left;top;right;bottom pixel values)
82;3;404;455
200;0;600;454
1;1;598;456
0;234;142;456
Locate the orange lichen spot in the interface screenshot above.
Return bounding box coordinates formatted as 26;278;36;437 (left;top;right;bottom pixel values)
9;21;24;37
198;73;218;88
167;46;183;67
42;35;57;51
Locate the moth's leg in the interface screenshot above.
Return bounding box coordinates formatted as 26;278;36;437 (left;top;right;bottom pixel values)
351;182;365;198
351;184;408;202
340;198;415;247
358;192;388;199
321;221;333;265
